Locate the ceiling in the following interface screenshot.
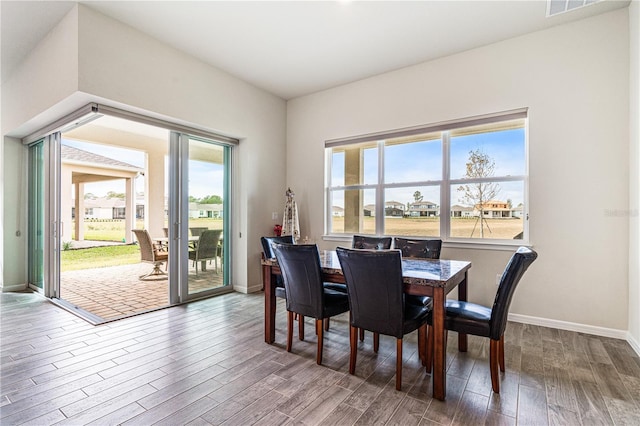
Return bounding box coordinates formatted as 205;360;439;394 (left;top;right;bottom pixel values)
1;0;631;100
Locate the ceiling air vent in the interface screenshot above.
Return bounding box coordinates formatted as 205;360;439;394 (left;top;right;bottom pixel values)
547;0;600;17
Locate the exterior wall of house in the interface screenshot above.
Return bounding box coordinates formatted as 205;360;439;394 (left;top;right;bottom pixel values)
1;5;287;293
287;9;631;332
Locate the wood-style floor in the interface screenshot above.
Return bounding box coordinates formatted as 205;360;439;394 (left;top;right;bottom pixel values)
1;291;639;425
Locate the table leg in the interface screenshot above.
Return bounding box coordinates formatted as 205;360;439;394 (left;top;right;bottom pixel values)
263;264;276;344
432;287;446;401
458;272;468;352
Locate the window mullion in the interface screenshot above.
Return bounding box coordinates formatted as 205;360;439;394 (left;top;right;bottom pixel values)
376;140;385;235
441;131;451;240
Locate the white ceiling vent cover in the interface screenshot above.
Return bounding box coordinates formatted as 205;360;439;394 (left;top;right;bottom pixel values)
547;0;601;17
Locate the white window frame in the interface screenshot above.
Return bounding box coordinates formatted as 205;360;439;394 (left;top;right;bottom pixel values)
324;109;529;246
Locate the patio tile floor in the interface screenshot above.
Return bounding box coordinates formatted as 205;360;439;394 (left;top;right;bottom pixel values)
60;262;225;321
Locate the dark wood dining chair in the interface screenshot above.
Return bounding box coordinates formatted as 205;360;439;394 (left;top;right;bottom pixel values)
425;246;538;393
394;237;442;307
336;247;430;390
352;235;393;250
272;243;350;365
261;236;307;338
261;235;295;298
393;237;442;259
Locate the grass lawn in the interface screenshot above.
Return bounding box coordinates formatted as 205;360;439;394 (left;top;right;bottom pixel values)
64;218;224;271
61;244;140;272
332;217;523;239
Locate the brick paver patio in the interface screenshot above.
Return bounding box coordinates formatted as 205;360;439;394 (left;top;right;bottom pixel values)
60;262;225;321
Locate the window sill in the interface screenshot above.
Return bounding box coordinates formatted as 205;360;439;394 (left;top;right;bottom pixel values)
322;235;531;252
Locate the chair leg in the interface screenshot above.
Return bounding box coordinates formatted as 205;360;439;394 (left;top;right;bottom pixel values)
490;339;500;393
299;315;305;341
287;311;294;352
499;335;505;372
425;324;433;373
324;318;330;331
396;338;403;391
349;325;358;374
316;319;324;365
359;328;364;341
373;332;380;353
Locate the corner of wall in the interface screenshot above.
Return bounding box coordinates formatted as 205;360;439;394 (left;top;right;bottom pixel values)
629;0;640;349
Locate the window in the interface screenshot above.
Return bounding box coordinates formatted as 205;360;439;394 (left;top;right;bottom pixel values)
325;110;528;242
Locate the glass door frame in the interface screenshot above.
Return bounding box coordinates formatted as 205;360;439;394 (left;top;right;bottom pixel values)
25;103;236;308
172;132;233;302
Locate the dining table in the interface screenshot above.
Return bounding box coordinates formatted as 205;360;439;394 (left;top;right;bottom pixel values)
261;249;472;401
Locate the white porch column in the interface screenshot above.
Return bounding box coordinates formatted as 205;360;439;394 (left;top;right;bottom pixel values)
145;151;166;239
60;165;73;243
75;182;85;241
125;177;136;243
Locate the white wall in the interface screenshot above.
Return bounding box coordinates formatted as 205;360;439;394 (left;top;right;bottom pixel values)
629;0;640;350
1;5;287;292
287;9;631;332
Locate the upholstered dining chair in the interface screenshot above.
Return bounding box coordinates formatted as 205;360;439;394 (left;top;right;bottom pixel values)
188;229;222;274
352;235;393;250
425;246;538;393
261;235;295;295
261;235;307;338
272;243;350;365
336;247;430;390
394;237;442;259
351;234;394;341
132;229;169;281
394;237;443;309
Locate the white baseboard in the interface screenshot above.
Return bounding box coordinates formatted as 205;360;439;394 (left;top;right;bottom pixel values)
1;283;28;293
508;313;628;339
627;332;640;357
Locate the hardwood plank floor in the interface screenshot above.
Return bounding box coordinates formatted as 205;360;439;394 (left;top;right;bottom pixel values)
1;291;639;425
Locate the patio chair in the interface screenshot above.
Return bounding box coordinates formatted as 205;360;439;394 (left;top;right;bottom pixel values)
132;229;169;281
189;227;208;237
189;229;222;274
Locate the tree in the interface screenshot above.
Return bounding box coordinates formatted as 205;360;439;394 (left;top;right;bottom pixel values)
199;195;223;204
413;191;423;202
106;191;125;199
84;192;97;200
457;149;500;237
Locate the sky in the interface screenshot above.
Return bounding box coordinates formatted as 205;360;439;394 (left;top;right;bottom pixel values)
62;139;224;200
330;127;526;208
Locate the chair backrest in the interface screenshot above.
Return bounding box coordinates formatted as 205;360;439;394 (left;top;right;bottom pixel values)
260;235;295;259
394;237;442;259
272;243;325;318
132;229;156;262
190;227;208;237
489;246;538;339
196;230;222;260
352;235;393;250
336;247;405;338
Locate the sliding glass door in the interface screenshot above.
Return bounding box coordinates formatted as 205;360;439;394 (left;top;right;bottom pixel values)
27;140;45;291
26;105;234;321
173;133;231;301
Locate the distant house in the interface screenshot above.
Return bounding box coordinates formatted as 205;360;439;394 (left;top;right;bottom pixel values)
188;203;224;219
451;204;474;218
473;200;518;218
363;201;405;217
385;200;405;217
408;201;439;217
74;196;146;220
332;206;344;217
